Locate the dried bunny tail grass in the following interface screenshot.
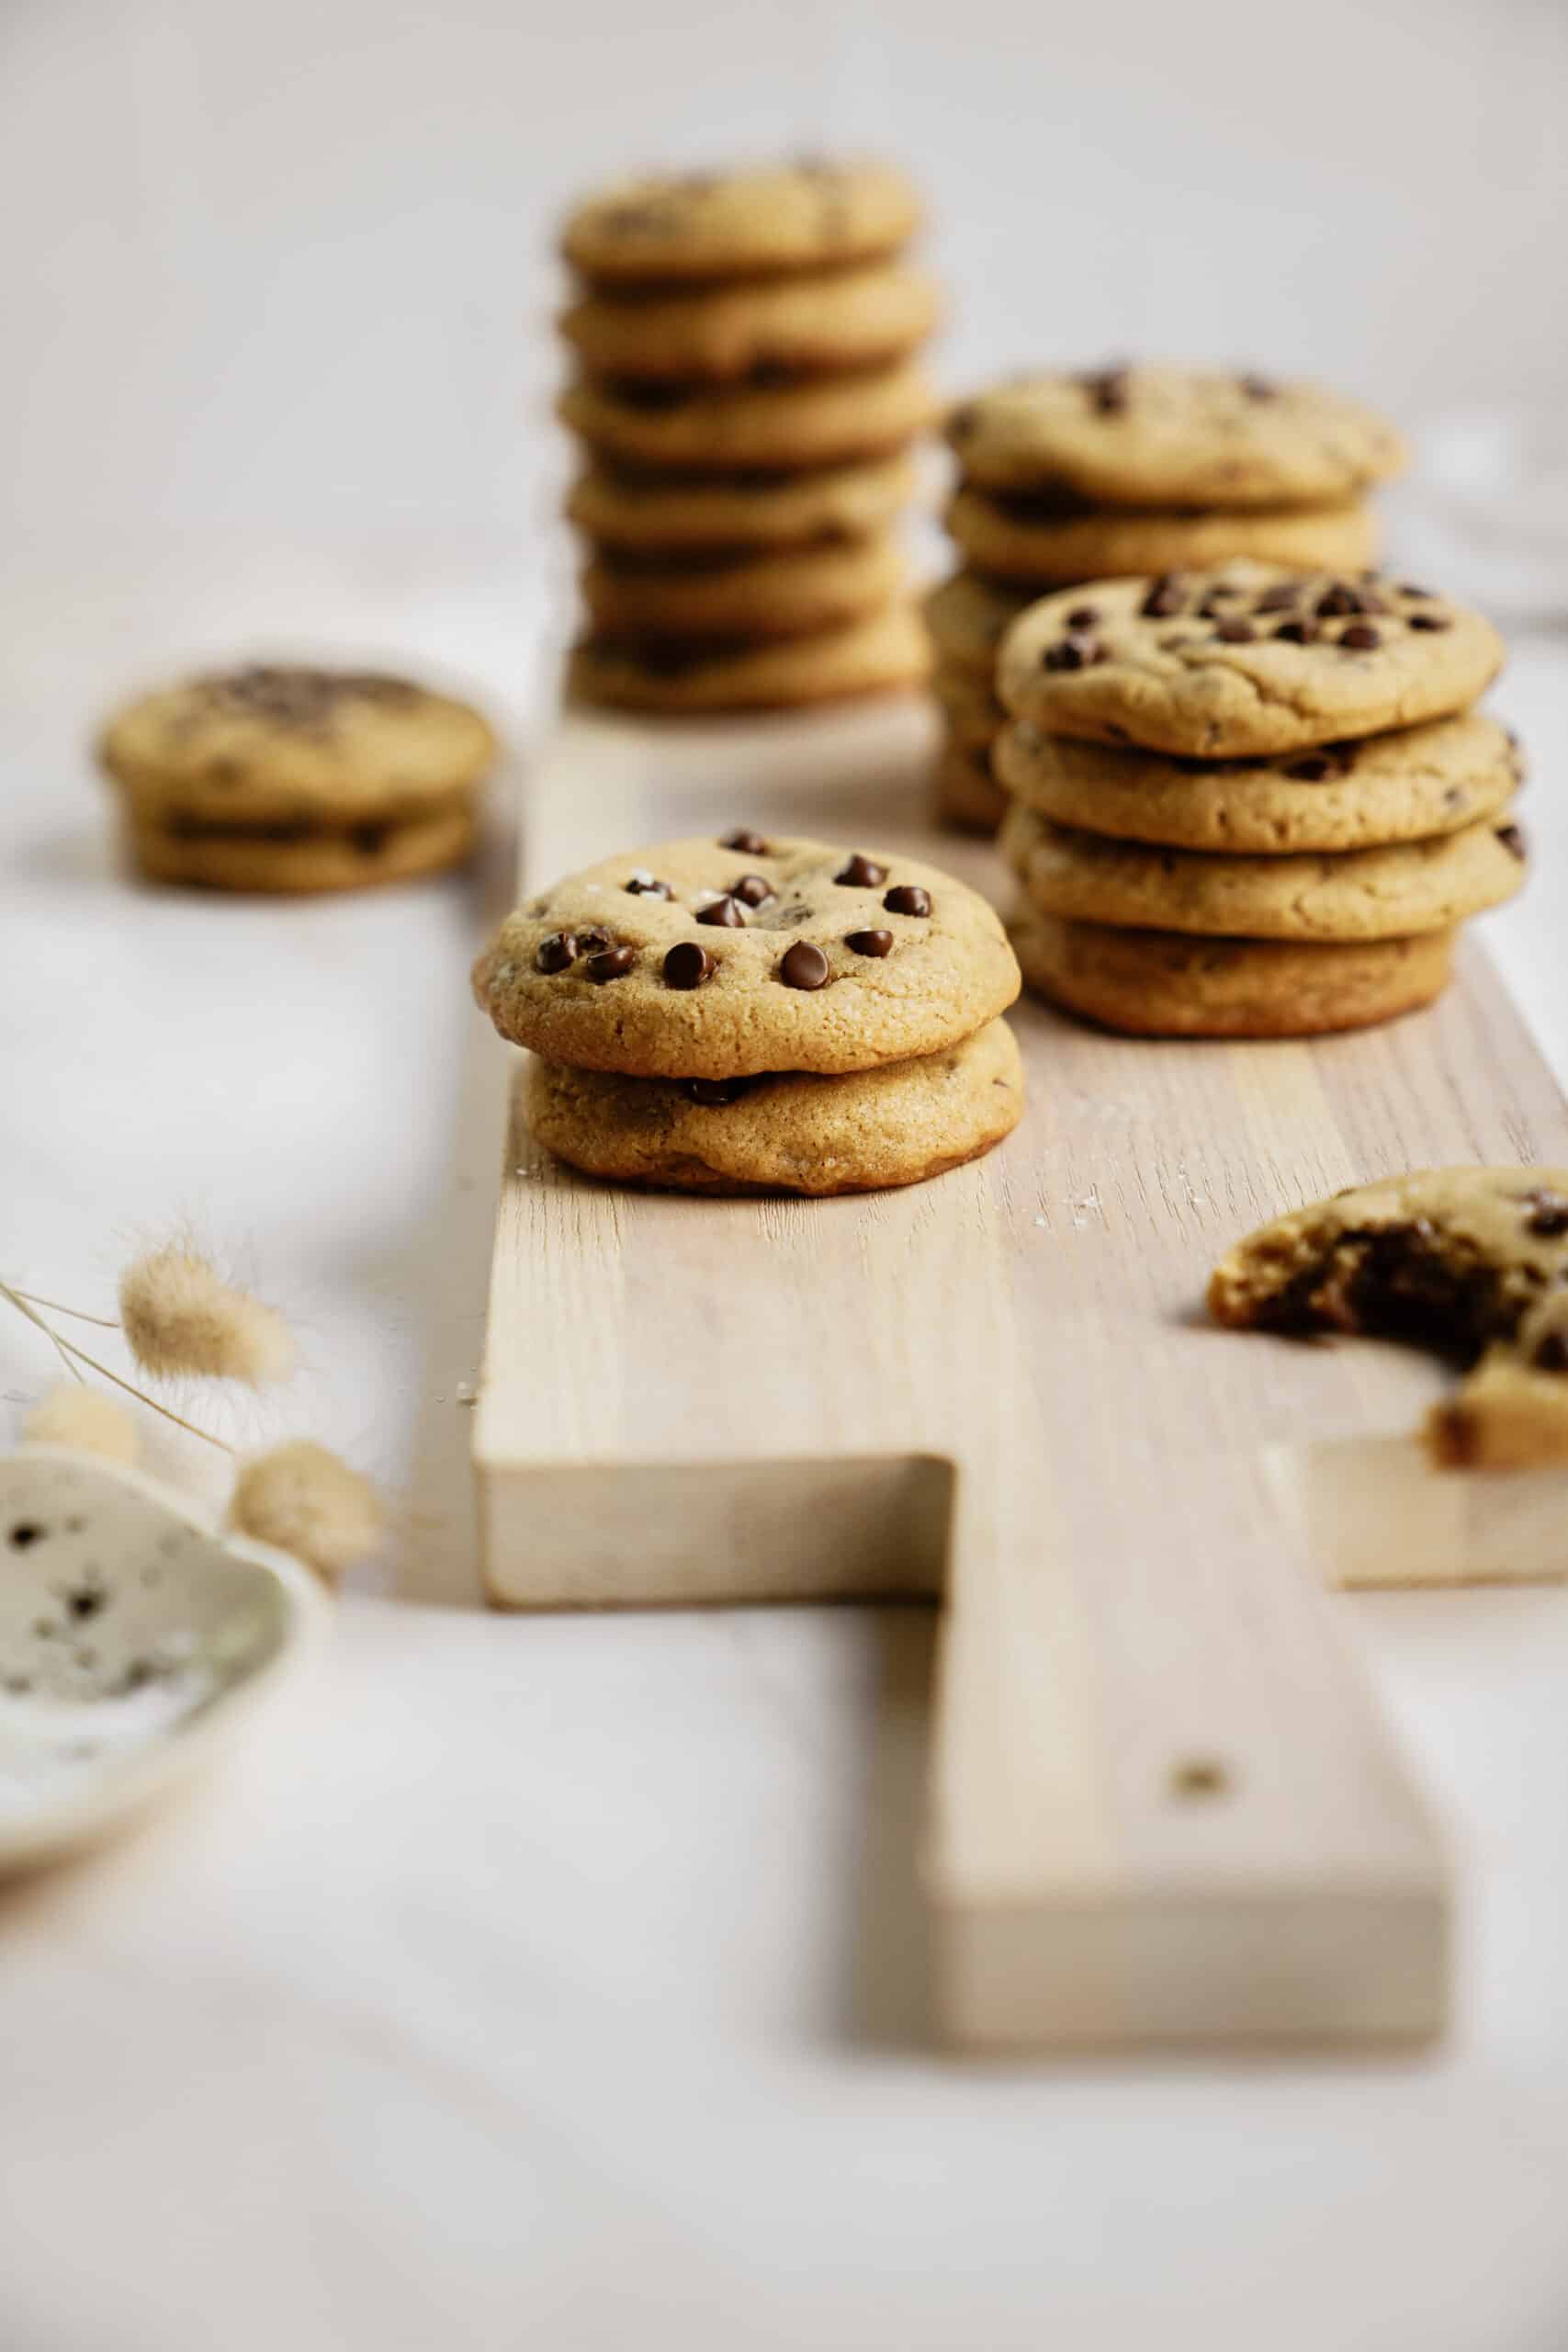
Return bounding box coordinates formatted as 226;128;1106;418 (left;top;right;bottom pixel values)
118;1245;296;1386
229;1442;379;1585
24;1384;139;1466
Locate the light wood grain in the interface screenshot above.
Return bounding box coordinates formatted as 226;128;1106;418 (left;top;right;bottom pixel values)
474;697;1568;2049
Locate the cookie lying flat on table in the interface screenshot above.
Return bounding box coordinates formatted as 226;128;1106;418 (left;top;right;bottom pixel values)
922;571;1035;678
994;712;1522;855
559;363;939;473
580;536;905;642
997;563;1506;758
567;605;930;714
561;160;922;284
946;486;1378;588
559;262;941;384
1011;911;1454;1037
567;456;916;554
946;365;1407;508
1209;1168;1568;1469
99;663;495;895
473;831;1020;1079
1001;800;1527;940
525;1017;1022;1196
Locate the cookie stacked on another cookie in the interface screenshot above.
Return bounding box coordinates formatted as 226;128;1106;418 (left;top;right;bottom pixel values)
472;830;1022;1193
926;365;1408;836
557;161;940;715
98;665;497;894
992;560;1525;1036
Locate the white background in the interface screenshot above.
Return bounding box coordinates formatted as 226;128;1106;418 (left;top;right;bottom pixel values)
4;3;1568;2347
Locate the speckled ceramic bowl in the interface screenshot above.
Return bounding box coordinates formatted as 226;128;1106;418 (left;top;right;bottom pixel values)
0;1447;329;1870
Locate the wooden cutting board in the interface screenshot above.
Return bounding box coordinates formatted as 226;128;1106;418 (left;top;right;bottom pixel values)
473;693;1568;2052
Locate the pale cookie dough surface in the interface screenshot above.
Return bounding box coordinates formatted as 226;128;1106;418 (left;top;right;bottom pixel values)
568;604;930;714
525;1017;1022;1196
558;262;940;382
997;563;1506;757
922;570;1034;675
994;711;1522;854
580;535;905;641
1209;1167;1568;1470
1010;910;1453;1037
933;739;1008;834
932;661;1005;750
474;831;1020;1080
568;455;915;553
561;160;922;284
129;802;478;896
947;364;1407;507
559;364;939;473
98;664;496;824
1001;800;1526;940
946;486;1378;585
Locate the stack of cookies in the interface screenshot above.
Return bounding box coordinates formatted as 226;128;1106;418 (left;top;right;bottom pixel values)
556;160;940;716
992;560;1526;1037
926;364;1408;835
471;829;1022;1194
97;664;496;895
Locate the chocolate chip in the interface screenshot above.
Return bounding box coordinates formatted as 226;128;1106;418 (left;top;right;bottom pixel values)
1533;1330;1568;1373
1284;754;1335;782
779;941;829;989
1316;583;1360;618
1213;618;1257;644
835;853;887;888
1274;618;1319;644
7;1524;43;1548
1339;622;1382;650
625;874;672;899
1080;367;1129;414
536;931;578;973
350;823;388;857
719;828;768;854
1043;632;1102;672
1239;372;1276;401
1408;614;1450;632
662;941;714;989
1254;583;1301;613
586;945;636;982
1495;823;1529;861
885;885;931;918
846;928;893;957
697;894;746;927
731;873;774;908
1066;605;1100;628
687;1077;750;1105
1141;574;1186;618
575;925;612;953
1523;1190;1568;1237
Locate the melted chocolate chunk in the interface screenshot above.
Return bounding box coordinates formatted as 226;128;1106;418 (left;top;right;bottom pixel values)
661;942;714;990
845;928;893;957
536;932;578;974
835;854;886;888
586;945;636;982
575;926;612;954
731;874;774;908
778;941;829;990
697;895;746;927
884;885;931;918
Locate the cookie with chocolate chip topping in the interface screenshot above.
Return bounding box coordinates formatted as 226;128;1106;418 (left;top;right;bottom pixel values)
921;571;1035;677
567;604;930;713
946;366;1407;507
559;260;940;383
524;1017;1022;1196
994;711;1520;854
568;455;916;556
473;833;1019;1079
945;485;1378;587
997;562;1506;757
558;361;939;474
580;535;907;642
561;160;923;284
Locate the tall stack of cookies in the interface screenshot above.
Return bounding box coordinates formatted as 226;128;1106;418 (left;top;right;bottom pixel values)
471;829;1022;1193
994;560;1527;1037
555;162;941;717
926;365;1408;833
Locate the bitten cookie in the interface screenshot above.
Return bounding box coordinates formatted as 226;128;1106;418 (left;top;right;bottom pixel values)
525;1016;1022;1196
994;712;1522;854
473;831;1020;1079
567;456;916;553
946;486;1378;586
997;564;1506;757
559;262;940;383
1010;910;1454;1037
947;365;1407;507
1001;801;1527;940
568;605;930;713
559;363;939;472
1209;1167;1568;1469
580;536;905;642
922;571;1035;676
561;160;922;284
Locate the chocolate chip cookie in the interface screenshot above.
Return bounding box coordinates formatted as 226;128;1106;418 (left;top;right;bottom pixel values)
561;160;922;284
933;740;1009;835
525;1016;1022;1195
559;362;939;474
473;831;1020;1078
1002;800;1526;940
932;661;1005;751
567;604;930;713
1209;1167;1568;1469
946;485;1378;587
997;564;1506;757
994;711;1521;854
922;571;1035;676
567;455;916;554
580;535;906;641
947;365;1407;508
559;261;940;383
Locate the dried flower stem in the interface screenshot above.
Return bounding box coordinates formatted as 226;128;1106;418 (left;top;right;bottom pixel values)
0;1277;233;1454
